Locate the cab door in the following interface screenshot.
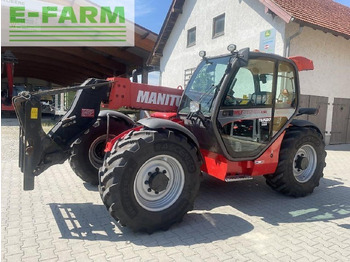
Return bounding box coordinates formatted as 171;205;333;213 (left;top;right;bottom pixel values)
217;57;297;159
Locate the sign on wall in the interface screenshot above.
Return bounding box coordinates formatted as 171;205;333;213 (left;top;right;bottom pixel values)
1;0;134;46
259;29;276;54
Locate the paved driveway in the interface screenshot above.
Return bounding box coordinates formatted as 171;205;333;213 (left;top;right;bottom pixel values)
2;118;350;261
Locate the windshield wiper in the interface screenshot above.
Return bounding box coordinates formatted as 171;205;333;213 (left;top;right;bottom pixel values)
198;84;216;103
207;85;220;111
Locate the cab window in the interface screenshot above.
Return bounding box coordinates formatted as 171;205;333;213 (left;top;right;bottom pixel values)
224;59;275;107
273;61;297;136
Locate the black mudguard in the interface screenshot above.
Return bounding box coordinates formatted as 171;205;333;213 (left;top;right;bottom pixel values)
138;117;200;149
98;110;135;127
290;119;323;136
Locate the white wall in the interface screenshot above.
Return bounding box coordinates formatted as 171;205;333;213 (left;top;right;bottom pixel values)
287;22;350;142
160;0;286;88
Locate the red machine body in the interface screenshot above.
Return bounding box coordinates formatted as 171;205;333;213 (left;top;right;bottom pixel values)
289;56;314;71
100;77;285;181
1;60;15;112
1;51;17;112
103;77;183;112
13;47;326;233
200;132;284;181
14;53;315;187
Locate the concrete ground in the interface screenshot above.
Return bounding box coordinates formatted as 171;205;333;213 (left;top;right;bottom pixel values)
2;117;350;261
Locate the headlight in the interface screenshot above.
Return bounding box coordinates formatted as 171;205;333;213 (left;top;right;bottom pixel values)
190;101;200;113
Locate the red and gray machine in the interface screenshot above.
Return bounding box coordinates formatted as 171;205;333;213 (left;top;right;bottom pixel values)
13;45;326;233
2;50;18;113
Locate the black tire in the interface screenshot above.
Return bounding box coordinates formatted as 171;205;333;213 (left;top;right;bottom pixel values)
69;117;132;185
265;127;326;197
99;129;201;233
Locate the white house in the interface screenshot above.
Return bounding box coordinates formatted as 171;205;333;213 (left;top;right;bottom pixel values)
147;0;350;145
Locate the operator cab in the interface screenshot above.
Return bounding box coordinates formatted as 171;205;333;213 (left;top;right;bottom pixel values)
178;46;299;160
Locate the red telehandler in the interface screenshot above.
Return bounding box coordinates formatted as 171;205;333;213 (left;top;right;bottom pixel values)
2;51;18;114
13;45;326;233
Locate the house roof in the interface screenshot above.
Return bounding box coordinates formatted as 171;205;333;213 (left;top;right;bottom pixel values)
261;0;350;39
147;0;350;67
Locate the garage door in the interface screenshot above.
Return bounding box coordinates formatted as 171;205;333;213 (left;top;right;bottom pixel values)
330;98;350;144
297;95;328;138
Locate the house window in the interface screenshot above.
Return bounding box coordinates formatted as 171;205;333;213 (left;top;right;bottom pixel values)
213;14;225;38
187;27;196;47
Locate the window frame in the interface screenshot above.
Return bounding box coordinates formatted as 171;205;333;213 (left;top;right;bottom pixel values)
212;13;225;38
187;27;196;47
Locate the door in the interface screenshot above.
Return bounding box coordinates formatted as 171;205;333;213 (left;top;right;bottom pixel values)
296;95;328;138
217;58;297;158
330;98;350;144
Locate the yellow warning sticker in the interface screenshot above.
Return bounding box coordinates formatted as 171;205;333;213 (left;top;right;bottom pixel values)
31;107;38;119
240;95;249;105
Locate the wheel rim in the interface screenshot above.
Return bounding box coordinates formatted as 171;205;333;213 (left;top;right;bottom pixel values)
293;144;317;183
89;135;114;169
134;155;185;212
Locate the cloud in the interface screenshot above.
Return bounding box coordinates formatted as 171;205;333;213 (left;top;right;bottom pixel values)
135;0;156;17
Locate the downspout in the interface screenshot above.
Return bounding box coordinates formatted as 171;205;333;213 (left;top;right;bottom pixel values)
284;24;304;57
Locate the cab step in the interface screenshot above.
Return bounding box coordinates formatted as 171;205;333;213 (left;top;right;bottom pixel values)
225;175;253;182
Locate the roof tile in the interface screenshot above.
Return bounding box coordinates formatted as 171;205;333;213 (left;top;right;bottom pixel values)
271;0;350;38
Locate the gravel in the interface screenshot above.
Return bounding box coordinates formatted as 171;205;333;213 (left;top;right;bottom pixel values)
1;118;20;162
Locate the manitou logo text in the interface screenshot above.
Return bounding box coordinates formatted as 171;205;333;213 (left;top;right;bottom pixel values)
136;91;181;107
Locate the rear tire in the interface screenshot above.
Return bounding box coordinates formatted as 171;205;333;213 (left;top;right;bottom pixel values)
265;127;326;197
69;117;131;185
99;129;201;233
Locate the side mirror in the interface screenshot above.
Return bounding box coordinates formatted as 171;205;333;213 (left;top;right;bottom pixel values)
238;48;249;67
297;107;319;116
188;101;208;127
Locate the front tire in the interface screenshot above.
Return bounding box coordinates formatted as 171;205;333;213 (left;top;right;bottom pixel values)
265;127;326;197
69;117;132;185
99;129;201;233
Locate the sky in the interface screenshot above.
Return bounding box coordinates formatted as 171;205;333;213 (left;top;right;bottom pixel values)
334;0;350;7
135;0;172;33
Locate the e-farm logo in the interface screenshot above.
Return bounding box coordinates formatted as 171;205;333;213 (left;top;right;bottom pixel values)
1;0;135;46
